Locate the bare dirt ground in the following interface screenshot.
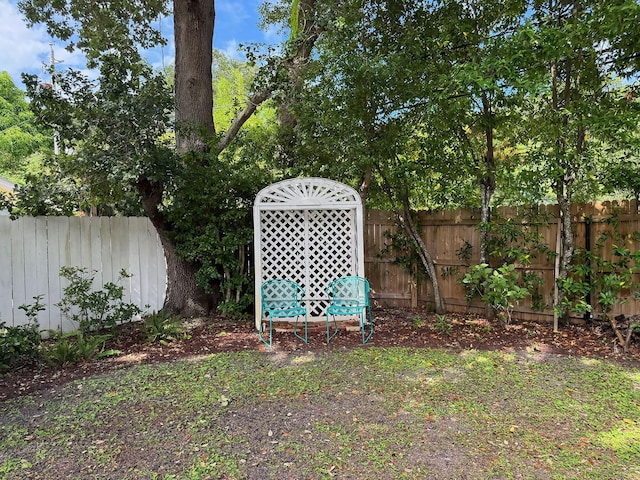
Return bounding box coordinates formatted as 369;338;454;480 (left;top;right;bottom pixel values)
2;307;639;402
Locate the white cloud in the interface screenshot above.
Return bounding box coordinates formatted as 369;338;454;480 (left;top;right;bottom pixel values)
0;0;53;86
217;0;251;25
221;39;243;59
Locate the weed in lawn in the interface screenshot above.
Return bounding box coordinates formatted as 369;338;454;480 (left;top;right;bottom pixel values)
0;425;29;448
0;459;22;477
597;420;640;461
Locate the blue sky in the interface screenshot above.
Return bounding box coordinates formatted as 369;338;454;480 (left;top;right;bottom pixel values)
0;0;282;88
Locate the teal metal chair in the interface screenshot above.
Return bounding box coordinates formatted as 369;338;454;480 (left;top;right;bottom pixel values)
259;279;309;348
325;276;374;344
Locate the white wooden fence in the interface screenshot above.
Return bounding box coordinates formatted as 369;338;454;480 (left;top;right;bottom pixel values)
0;216;167;333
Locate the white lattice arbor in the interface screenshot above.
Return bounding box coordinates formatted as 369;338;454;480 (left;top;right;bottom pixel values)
254;177;365;329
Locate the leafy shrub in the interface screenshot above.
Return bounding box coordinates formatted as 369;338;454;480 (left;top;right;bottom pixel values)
56;266;143;334
0;321;41;372
0;295;44;372
462;264;530;325
168;152;271;317
41;331;111;367
142;311;187;344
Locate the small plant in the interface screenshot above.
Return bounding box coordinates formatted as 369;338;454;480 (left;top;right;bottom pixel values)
142;311;186;344
56;266;143;334
433;314;453;335
461;263;530;325
411;316;426;329
18;294;46;324
0;296;44;372
41;331;111;367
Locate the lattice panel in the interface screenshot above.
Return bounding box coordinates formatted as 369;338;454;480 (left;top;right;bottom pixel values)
259;210;306;283
258;209;358;318
307;210;356;316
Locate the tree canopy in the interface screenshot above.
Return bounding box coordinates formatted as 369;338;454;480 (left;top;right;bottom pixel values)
0;72;50;182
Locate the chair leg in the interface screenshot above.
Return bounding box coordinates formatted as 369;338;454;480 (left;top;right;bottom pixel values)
258;317;273;348
326;313;339;343
361;308;374;344
294;313;309;344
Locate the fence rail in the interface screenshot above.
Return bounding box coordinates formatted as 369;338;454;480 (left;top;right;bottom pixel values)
0;216;166;333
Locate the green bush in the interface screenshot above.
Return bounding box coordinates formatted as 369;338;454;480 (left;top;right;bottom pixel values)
0;295;44;372
56;266;143;334
41;331;111;367
462;264;530;325
0;320;41;372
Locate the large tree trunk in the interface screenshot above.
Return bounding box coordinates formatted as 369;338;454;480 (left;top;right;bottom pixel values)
146;0;217;315
174;0;216;153
137;177;214;317
157;231;214;317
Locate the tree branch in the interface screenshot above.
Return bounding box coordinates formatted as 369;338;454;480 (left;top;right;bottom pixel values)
216;89;272;154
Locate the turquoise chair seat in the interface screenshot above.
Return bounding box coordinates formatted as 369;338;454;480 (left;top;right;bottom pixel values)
260;279;309;347
326;276;374;344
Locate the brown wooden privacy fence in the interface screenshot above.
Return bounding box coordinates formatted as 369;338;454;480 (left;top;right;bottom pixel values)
364;201;640;323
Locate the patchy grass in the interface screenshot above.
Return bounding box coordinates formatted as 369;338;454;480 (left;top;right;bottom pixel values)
1;347;639;479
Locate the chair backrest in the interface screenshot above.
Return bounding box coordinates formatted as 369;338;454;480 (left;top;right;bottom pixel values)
327;276;370;307
261;279;304;311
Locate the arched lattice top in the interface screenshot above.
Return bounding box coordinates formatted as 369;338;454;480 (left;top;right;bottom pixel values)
255;177;361;209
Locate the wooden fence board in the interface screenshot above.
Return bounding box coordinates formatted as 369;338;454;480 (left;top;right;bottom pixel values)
21;217;38;325
45;218;64;332
100;218;113;287
10;217;26;325
34;218;50;330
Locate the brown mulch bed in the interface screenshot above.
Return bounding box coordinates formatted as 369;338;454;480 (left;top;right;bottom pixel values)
2;307;639;402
